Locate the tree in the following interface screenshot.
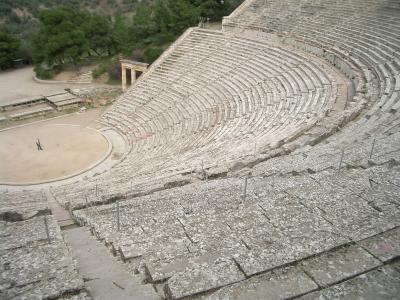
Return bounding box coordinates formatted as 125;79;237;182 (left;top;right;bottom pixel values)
0;28;20;69
84;14;114;56
112;14;132;55
192;0;242;21
131;3;158;46
165;0;199;35
143;46;163;63
32;7;89;67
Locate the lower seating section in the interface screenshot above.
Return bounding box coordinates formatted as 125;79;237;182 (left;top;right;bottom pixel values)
52;27;350;209
210;248;400;300
0;190;89;299
0;190;50;221
0;215;89;299
73;161;400;299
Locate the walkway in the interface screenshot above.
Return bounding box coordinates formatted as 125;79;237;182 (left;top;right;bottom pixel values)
45;189;158;300
0;66;111;104
64;227;159;300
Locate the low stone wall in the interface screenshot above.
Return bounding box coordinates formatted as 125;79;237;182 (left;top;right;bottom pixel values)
68;87;122;104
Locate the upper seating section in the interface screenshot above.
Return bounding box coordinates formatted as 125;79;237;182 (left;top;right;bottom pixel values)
223;0;400;174
224;0;400;101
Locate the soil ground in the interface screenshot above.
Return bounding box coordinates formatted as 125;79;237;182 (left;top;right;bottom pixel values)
0;66;112;104
0;109;109;184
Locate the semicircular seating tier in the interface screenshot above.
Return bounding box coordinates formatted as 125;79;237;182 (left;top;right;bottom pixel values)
46;1;400;299
223;0;400;139
52;28;349;208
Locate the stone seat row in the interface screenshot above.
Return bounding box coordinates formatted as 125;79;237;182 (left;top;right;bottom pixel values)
72;163;399;298
51;27;345;208
0;190;49;221
0;215;87;299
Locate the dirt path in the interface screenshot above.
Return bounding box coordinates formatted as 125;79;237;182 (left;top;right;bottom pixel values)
0;67;113;104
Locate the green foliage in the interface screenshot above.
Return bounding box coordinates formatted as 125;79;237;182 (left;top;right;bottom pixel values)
92;63;107;78
84;14;114;56
11;0;243;76
17;39;33;64
32;7;90;66
165;0;200;35
31;6;117;69
195;0;241;20
0;28;20;69
33;64;52;79
112;14;132;55
143;47;163;63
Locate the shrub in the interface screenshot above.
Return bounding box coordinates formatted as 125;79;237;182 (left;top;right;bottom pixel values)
33;65;52;79
92;64;107;79
143;47;163;63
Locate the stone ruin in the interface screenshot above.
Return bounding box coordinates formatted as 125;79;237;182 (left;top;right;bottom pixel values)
1;0;400;299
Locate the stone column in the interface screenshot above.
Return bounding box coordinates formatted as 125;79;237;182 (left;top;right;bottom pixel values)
131;68;136;85
121;67;127;91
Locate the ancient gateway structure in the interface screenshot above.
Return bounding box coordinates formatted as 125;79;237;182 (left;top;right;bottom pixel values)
1;0;399;299
120;59;148;91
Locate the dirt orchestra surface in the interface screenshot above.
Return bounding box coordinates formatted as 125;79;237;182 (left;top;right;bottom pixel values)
0;123;109;184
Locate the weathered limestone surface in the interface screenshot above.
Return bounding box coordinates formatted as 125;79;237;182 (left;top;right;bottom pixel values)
73;163;400;299
0;190;49;221
165;257;245;299
64;227;158;300
299;265;400;300
0;242;84;299
299;245;381;287
58;291;92;300
359;227;400;262
208;266;318;300
0;215;87;299
0;215;62;251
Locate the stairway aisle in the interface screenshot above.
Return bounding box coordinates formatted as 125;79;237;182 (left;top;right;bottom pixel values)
64;227;159;300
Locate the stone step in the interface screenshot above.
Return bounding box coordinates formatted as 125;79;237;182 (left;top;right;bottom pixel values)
64;227;159;300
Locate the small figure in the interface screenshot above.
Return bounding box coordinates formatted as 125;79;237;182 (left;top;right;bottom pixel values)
36;138;43;151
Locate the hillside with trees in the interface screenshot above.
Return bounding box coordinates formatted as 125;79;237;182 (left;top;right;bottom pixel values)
1;0;243;80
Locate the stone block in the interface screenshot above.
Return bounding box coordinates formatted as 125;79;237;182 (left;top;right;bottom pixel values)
164;256;245;299
359;227;400;262
299;245;381;287
299;265;400;300
209;266;318;300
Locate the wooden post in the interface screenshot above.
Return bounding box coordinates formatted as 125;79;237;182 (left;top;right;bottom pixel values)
242;176;248;201
116;201;120;232
201;160;207;180
338;149;345;172
130;181;133;194
369;138;376;159
44;216;50;243
68;201;72;218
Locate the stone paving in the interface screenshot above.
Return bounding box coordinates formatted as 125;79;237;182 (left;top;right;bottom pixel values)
0;190;49;221
73;163;400;299
0;215;88;299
